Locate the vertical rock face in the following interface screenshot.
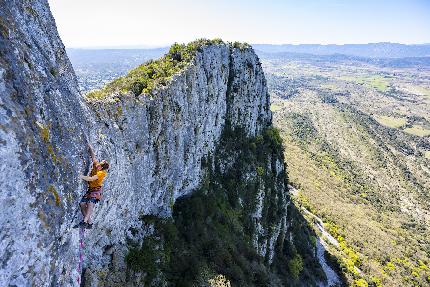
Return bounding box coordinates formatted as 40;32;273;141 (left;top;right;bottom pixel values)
0;0;90;286
1;1;295;286
82;44;280;285
81;44;278;282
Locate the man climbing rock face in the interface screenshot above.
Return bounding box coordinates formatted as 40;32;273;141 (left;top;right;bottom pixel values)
78;144;109;229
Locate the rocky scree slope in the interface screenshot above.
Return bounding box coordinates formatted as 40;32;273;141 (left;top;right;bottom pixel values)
0;1;323;286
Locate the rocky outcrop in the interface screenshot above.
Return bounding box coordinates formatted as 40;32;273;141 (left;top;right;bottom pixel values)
0;1;294;286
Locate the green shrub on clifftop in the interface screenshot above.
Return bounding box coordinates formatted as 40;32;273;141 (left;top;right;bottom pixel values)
85;39;251;100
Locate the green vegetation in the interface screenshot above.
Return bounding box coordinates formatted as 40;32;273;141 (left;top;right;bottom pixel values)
0;16;9;38
288;254;304;280
338;75;391;92
368;76;391;92
353;278;368;287
126;236;160;285
86;39;223;99
125;126;325;286
288;113;318;145
413;86;430;97
125;214;179;285
374;115;407;129
262;51;430;286
266;75;430;286
256;166;265;176
47;185;60;206
36;121;50;143
403;125;430;137
49;67;58;77
320;83;342;91
270;103;283;112
279;104;430;285
86;39;251;99
274;108;430;286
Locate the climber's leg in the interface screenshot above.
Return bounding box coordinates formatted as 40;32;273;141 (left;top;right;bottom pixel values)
80;202;87;217
84;202;95;224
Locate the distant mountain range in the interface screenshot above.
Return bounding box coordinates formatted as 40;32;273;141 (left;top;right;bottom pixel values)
67;43;430;66
256;51;430;69
67;43;430;92
253;43;430;58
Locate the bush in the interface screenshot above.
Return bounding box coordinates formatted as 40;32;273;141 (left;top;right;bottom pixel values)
125;238;158;285
264;126;283;148
130;81;144;96
288;253;304;280
353;278;368;287
256;166;265;176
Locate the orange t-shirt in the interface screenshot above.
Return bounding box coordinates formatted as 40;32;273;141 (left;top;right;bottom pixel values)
88;161;107;189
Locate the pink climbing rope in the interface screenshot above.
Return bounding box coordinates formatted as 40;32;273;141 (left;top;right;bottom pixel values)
76;227;85;285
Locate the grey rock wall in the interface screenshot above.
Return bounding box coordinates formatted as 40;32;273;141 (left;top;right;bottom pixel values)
1;0;91;286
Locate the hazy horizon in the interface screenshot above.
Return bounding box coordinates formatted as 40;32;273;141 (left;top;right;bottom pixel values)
48;0;430;48
65;42;430;50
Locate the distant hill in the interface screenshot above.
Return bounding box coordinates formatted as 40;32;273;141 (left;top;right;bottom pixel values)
253;43;430;58
256;50;430;69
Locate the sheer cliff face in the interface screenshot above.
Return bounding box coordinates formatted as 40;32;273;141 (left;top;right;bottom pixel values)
0;1;288;286
86;44;272;226
1;0;90;286
83;46;281;285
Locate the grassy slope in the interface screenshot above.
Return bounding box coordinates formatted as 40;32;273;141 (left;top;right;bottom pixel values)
264;55;430;287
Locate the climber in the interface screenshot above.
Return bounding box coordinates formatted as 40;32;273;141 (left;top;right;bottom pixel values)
78;143;109;229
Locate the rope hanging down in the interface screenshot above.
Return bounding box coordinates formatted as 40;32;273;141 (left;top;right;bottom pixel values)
76;227;85;285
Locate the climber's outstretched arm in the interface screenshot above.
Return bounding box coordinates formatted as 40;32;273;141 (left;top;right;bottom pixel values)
88;143;98;164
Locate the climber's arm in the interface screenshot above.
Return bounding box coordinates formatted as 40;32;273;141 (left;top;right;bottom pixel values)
79;174;99;182
88;143;98;164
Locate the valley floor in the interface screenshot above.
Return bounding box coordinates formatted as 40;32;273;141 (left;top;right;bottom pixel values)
261;53;430;287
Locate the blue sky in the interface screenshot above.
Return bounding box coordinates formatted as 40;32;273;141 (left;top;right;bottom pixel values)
48;0;430;47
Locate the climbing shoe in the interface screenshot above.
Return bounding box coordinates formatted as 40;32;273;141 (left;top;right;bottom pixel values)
72;222;81;229
78;221;86;227
85;223;93;229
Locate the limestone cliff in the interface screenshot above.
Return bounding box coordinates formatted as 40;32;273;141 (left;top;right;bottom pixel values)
80;42;279;285
0;1;324;286
1;0;90;286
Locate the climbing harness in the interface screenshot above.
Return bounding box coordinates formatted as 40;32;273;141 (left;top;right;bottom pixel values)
76;226;85;285
86;186;102;200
